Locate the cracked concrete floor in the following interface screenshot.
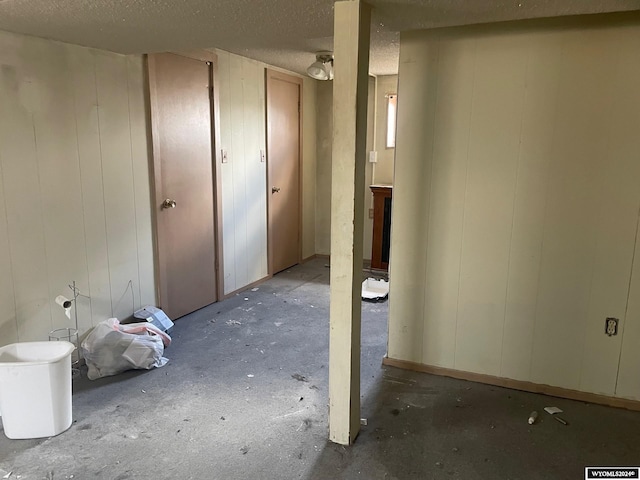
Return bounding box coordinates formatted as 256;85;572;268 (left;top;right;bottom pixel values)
1;259;639;479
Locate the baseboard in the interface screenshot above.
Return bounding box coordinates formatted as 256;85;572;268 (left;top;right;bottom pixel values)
302;254;325;263
222;275;272;300
303;254;376;270
382;356;640;412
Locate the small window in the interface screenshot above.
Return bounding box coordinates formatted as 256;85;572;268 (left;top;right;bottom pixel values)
386;94;397;149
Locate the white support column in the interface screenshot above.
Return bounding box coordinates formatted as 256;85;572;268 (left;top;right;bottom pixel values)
329;0;371;445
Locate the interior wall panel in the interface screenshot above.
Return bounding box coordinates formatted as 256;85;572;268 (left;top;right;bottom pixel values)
499;33;561;381
0;160;18;344
391;19;640;399
609;27;640;401
576;29;640;396
454;34;528;375
69;47;114;331
372;75;398;186
422;37;475;368
0;30;155;346
95;53;142;321
302;78;317;260
32;42;91;336
216;50;313;294
228;55;250;290
217;50;238;293
315;81;333;257
127;56;156;309
242;59;267;284
0;34;53;342
529;29;620;392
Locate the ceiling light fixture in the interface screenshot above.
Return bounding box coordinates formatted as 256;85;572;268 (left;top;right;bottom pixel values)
307;51;334;81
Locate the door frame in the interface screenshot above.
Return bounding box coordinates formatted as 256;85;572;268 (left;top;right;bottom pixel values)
146;50;225;310
265;68;303;275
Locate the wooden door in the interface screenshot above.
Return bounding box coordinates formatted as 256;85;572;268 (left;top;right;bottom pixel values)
148;52;222;319
266;70;302;274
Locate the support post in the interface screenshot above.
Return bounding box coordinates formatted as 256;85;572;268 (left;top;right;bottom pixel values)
328;0;371;445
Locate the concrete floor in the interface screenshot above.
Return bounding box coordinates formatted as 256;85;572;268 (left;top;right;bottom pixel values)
1;258;639;479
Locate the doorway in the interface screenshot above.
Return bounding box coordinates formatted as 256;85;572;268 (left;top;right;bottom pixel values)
265;69;302;275
147;52;223;319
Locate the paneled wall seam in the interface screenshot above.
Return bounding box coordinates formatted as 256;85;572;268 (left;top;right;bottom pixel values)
420;41;442;364
0;159;19;339
92;58;115;317
31;117;54;333
526;33;567;382
452;39;478;369
576;34;619;392
616;205;640;394
125;59;143;310
498;39;532;378
72;55;96;324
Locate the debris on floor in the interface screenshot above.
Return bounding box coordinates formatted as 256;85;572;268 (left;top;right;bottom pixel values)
360;418;368;426
251;288;259;292
544;406;563;415
528;411;538;424
554;416;569;425
81;318;171;380
134;306;174;334
226;320;242;326
361;278;389;301
240;446;249;455
291;373;308;382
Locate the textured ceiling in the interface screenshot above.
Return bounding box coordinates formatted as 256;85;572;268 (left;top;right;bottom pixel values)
0;0;639;75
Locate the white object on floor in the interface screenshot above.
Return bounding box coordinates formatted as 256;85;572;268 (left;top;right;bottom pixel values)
544;406;563;415
0;341;75;439
361;278;389;301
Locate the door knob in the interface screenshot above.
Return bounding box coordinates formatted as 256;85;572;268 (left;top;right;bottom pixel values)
271;187;281;194
162;198;177;209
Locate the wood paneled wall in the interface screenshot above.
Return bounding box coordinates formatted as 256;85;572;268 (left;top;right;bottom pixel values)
0;31;155;345
216;50;317;294
217;51;268;294
388;17;640;400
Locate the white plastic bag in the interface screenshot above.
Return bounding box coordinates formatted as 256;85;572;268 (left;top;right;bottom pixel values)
81;318;172;380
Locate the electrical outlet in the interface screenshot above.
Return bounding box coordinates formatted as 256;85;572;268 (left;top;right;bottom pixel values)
605;317;619;337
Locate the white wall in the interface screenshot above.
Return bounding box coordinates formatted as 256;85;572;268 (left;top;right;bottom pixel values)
0;31;155;345
315;81;333;256
372;75;397;186
302;78;317;260
388;16;640;400
216;50;317;294
0;33;319;344
316;77;379;260
217;51;268;294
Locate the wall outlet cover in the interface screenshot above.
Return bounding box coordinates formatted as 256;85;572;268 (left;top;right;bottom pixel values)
605;317;619;336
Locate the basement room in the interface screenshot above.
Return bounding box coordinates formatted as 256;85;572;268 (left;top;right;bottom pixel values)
1;1;640;479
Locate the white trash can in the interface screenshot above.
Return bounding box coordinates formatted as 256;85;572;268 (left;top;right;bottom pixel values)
0;341;75;439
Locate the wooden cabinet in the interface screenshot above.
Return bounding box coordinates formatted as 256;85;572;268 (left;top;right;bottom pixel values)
370;185;392;270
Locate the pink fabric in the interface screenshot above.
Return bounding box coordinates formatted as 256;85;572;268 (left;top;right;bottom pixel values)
110;319;172;347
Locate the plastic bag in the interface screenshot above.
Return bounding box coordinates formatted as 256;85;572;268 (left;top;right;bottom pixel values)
81;318;172;380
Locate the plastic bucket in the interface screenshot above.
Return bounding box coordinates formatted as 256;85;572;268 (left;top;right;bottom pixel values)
0;341;75;439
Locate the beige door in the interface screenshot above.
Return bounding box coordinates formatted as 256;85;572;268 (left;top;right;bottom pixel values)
148;52;221;319
266;70;302;274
